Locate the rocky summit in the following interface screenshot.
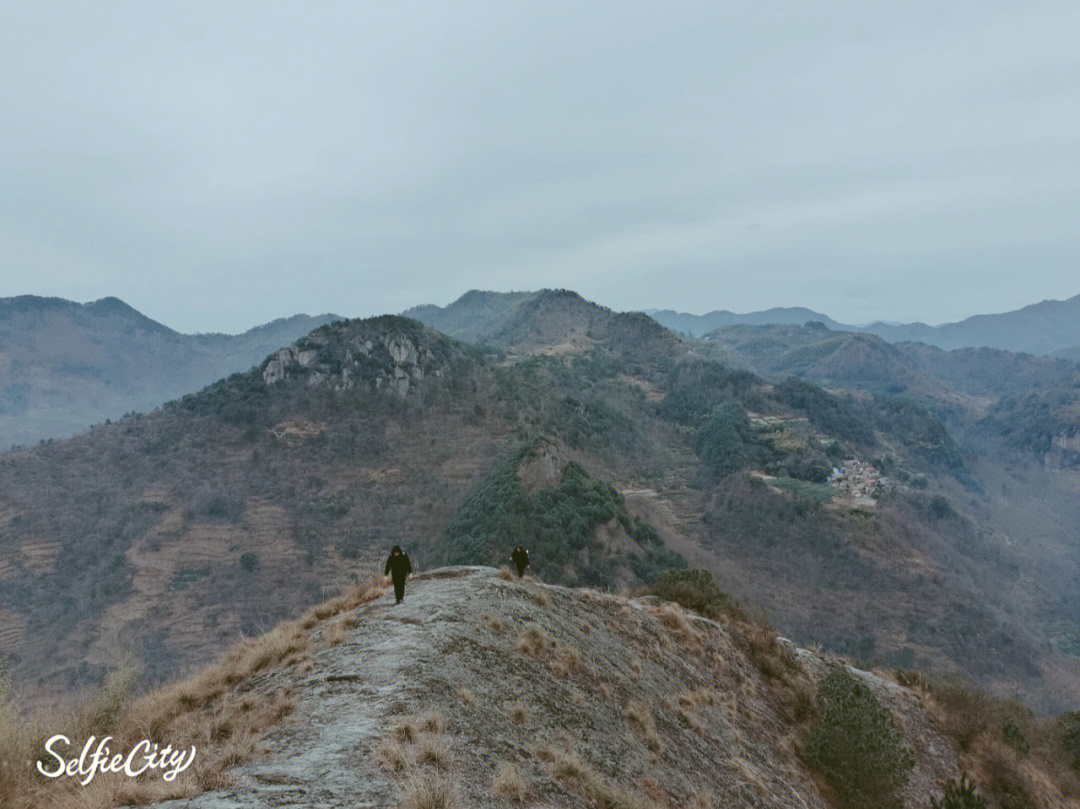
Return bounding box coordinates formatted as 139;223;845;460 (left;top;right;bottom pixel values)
148;567;958;809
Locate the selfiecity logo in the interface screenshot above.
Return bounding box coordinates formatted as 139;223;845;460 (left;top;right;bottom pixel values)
36;735;196;785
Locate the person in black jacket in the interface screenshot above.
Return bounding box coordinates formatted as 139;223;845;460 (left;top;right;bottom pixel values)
511;546;530;579
384;545;413;604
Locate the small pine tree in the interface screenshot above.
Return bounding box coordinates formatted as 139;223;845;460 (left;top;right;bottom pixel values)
800;667;915;809
931;774;988;809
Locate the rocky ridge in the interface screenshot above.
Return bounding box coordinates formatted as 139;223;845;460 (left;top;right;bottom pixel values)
148;567;960;809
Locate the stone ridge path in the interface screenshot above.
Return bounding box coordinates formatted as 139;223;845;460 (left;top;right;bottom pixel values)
156;567;492;808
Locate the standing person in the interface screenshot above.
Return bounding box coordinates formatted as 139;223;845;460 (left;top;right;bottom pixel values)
384;545;413;604
511;546;530;579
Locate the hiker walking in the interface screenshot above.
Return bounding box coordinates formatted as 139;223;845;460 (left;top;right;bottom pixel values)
384;545;413;604
511;546;530;579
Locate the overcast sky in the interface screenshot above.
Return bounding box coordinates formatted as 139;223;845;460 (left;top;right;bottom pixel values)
2;2;1079;333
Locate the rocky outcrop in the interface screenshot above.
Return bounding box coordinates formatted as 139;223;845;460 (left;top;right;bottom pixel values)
259;318;455;397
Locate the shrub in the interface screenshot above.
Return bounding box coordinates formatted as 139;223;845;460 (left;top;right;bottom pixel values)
693;403;775;478
800;668;914;809
1001;717;1030;755
649;568;730;620
1058;711;1080;767
239;552;259;573
931;774;988;809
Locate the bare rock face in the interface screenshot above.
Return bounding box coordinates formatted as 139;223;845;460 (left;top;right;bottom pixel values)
258;319;457;396
515;437;568;495
149;567;959;809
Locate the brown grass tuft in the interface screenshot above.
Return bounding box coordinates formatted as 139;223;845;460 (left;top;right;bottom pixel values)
508;702;531;724
397;773;460;809
415;735;452;770
626;700;663;752
491;762;529;802
480;612;505;635
456;687;477;708
515;625;552;658
551;644;582;678
497;565;515;581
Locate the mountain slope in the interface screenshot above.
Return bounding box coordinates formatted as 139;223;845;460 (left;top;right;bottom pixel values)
4;293;1080;713
0;295;341;447
106;569;967;808
407;289;683;358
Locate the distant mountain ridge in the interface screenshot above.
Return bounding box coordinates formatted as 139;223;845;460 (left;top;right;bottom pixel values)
648;293;1080;355
0;295;342;447
405;288;682;358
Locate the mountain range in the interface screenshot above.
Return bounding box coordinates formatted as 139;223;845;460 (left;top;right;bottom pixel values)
4;288;1080;718
648;292;1080;356
0;296;341;448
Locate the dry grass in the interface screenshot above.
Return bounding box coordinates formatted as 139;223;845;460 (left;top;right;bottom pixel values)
304;574;387;624
536;743;662;809
551;644;582;678
491;762;529;801
515;625;553;658
456;687;477;708
378;711;451;776
925;677;1080;806
415;735;452;770
376;737;412;773
497;565;515;581
0;577;387;809
732;622;797;684
652;605;700;649
393;716;422;744
508;702;531;724
480;612;505;635
676;688;716;711
625;700;663;753
397;773;460;809
321;616;351;648
686;792;717;809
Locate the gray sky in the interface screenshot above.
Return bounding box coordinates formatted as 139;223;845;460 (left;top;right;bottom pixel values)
3;1;1079;333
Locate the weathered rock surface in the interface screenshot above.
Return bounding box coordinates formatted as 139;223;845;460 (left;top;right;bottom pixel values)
151;567;959;808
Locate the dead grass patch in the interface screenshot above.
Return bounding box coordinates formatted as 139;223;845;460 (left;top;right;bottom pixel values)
536;743;661;809
515;625;553;658
551;644;582;678
456;687;477;708
625;700;663;752
481;613;505;635
508;702;531;724
415;735;451;770
397;772;460;809
491;762;529;801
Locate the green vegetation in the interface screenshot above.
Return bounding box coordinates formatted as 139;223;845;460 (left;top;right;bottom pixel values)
869;395;964;471
544;396;637;452
439;441;669;588
693;403;775;479
658;359;759;424
239;552;259;573
648;568;732;619
775;377;874;444
800;667;914;809
1001;717;1030;755
931;775;988;809
1057;711;1080;768
170;567;211;591
772;477;836;505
